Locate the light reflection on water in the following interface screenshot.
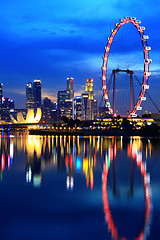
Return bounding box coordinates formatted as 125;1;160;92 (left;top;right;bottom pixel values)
0;134;159;240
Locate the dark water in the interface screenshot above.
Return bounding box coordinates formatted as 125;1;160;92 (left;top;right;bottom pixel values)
0;133;159;240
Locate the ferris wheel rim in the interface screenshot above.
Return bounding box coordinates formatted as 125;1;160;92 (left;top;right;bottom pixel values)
102;17;151;117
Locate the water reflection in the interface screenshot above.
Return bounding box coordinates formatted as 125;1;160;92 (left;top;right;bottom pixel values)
0;134;154;239
0;135;154;189
102;137;152;239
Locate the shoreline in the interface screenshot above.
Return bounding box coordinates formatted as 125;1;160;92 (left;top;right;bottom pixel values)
29;129;158;137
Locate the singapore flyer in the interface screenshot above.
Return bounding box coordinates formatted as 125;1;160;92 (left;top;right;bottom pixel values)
101;17;152;117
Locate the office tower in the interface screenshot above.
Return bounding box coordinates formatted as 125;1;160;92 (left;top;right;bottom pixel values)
67;77;74;100
57;90;70;110
81;93;89;120
42;97;56;122
73;96;82;120
85;79;94;100
33;79;42;110
64;99;73;118
1;98;14;120
85;79;94;120
26;82;33;109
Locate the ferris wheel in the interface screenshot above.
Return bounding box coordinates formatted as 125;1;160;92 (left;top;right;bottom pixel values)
102;17;152;117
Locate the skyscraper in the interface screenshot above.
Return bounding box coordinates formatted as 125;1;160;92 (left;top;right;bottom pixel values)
73;96;82;120
1;97;14;121
81;93;89;120
85;79;94;120
26;82;33;109
67;77;74;100
57;90;70;110
85;79;94;100
33;79;42;110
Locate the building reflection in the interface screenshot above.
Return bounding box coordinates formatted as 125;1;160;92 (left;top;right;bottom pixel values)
0;134;154;239
0;135;14;180
0;134;156;192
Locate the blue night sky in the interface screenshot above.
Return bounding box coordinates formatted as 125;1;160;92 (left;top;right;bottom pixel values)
0;0;160;110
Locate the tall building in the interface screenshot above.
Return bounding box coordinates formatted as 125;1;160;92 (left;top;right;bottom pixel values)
42;97;56;123
67;77;74;100
85;79;94;100
64;99;73;118
1;97;14;121
81;93;89;120
57;77;75;119
73;96;82;120
33;79;42;110
57;90;70;110
84;79;94;120
26;82;33;109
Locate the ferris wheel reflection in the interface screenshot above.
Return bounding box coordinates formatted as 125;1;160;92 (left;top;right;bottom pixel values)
102;138;152;240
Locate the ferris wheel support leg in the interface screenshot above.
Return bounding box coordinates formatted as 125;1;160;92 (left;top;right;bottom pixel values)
113;72;116;117
130;72;133;112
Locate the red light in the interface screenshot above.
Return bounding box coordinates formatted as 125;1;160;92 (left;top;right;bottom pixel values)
1;154;5;171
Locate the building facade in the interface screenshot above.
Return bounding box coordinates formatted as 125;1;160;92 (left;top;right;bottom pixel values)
26;82;33;109
73;96;82;120
33;79;42;110
81;93;89;121
67;77;74;100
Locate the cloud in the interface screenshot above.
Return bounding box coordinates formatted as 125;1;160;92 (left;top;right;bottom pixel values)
4;88;25;96
0;0;159;109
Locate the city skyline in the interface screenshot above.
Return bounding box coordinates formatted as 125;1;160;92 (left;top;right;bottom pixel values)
0;0;160;112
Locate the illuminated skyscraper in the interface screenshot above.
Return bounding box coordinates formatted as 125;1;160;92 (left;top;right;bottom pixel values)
85;79;94;100
1;97;14;120
57;90;70;110
81;93;89;120
67;77;74;100
73;96;82;120
26;82;33;109
33;79;42;110
85;79;94;120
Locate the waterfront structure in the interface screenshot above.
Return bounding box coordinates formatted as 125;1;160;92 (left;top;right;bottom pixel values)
33;79;42;110
26;82;33;109
73;96;82;120
10;108;42;124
